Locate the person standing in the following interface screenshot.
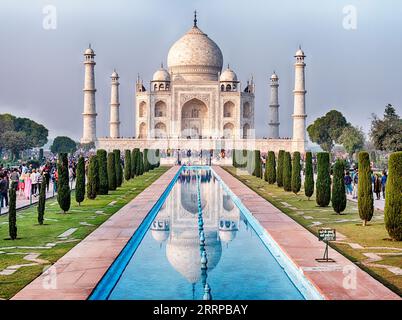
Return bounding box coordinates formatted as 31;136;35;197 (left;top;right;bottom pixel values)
10;168;20;190
0;174;8;208
373;173;382;200
381;170;387;200
352;169;359;199
37;170;43;196
30;169;38;196
344;171;353;195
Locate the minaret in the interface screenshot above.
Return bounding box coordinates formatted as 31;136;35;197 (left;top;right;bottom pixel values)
81;45;97;144
268;72;280;139
292;46;307;152
109;70;120;138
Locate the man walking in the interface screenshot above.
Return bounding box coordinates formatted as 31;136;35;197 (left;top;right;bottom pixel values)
381;170;387;200
0;174;8;208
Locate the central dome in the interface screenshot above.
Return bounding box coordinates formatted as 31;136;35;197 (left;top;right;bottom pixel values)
167;25;223;81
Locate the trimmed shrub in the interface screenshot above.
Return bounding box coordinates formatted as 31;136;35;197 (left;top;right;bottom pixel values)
232;149;236;167
139;151;144;175
316;152;331;207
87;155;98;200
37;178;47;224
291;152;301;194
9;182;17;239
304;152;314;200
156;149;160;168
107;152;117;191
133;148;140;176
332;159;346;214
113;149;123;187
358;151;374;226
57;153;71;213
283;152;292;192
277;150;285;187
124;150;131;181
315;152;331;207
143;149;150;172
265;151;276;184
253;150;262;177
131;148;137;177
384;152;402;240
97;149;108;195
75;156;85;205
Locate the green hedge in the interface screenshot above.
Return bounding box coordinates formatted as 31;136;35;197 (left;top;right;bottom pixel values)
87;155;98;200
75;156;85;205
57;153;71;213
291;152;301;194
124;150;131;181
265;151;276;184
316;152;331;207
107;152;117;191
358;151;374;226
97;149;109;195
304;151;314;200
277;150;285;187
332;159;346;214
283;152;292;192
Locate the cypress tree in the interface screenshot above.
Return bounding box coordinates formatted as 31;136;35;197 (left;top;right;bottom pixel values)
384;152;402;240
253;150;262;177
277;150;285;187
265;151;276;184
9;181;17;239
232;149;236;167
156;149;160;167
131;149;137;178
37;178;47;224
139;151;144;175
113;149;122;187
291;152;301;194
57;153;71;213
75;156;85;205
97;149;108;195
358;151;374;226
94;155;99;193
304;151;314;200
87;155;98;200
283;152;292;192
143;149;150;172
107;152;117;190
332;159;346;214
316;152;331;207
124;150;131;181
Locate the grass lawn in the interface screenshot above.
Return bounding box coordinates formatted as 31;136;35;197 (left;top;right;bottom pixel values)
223;166;402;297
0;166;169;300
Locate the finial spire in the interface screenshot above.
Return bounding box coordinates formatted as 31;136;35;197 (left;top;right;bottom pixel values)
161;62;163;68
89;43;91;49
194;10;197;27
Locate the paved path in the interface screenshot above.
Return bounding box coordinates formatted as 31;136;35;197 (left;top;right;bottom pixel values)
0;182;76;216
213;166;399;300
12;167;179;300
347;194;385;211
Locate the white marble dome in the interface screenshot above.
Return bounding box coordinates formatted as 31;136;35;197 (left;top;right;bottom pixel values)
167;25;223;81
152;67;170;82
84;47;95;55
220;66;237;82
295;47;305;56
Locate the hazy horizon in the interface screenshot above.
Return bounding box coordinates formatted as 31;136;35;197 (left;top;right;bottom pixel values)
0;0;401;143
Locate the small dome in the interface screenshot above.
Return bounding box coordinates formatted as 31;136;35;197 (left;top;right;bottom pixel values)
295;47;305;57
84;47;95;55
270;72;278;80
220;66;237;82
111;70;119;78
219;229;237;243
151;229;170;243
152;67;171;82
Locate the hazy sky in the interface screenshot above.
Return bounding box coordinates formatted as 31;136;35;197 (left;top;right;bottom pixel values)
0;0;401;142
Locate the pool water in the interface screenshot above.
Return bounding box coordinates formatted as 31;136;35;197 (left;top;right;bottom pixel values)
101;167;306;300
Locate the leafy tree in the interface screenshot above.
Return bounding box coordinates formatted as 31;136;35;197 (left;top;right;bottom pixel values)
57;153;71;213
291;152;301;194
316;152;331;207
107;152;117;191
277;150;285;187
283;152;292;192
8;182;17;239
370;104;402;152
96;149;108;195
304;151;314;200
384;151;402;240
124;150;131;181
37;178;47;224
13;116;48;148
113;150;123;187
51;136;77;155
87;155;98;200
307;110;349;152
1;131;30;160
338;126;365;158
265;151;276;184
358;152;374;226
331;159;346;214
75;156;85;205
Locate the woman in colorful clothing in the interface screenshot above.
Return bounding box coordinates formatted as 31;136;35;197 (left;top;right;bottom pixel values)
18;172;26;198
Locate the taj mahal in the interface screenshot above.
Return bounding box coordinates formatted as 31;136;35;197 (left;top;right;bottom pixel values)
81;13;308;155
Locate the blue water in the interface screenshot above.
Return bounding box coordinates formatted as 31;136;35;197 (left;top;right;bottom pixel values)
106;168;305;300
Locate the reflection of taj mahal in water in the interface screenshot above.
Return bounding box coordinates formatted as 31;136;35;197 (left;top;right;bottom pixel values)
150;169;240;284
82;12;308;154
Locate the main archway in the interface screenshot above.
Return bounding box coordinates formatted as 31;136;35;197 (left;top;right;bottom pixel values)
181;98;208;138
